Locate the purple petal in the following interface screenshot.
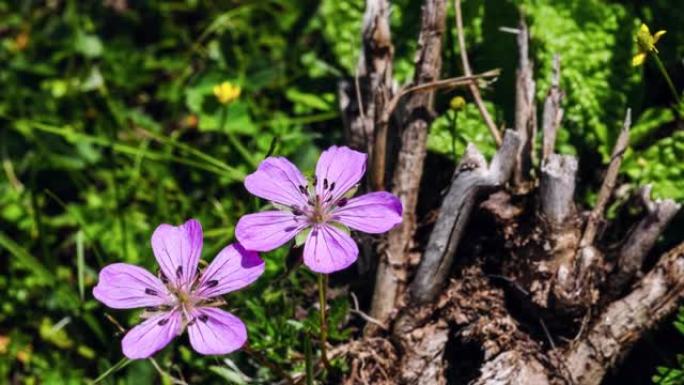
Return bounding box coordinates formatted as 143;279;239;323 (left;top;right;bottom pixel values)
121;310;182;359
235;211;307;252
315;146;367;202
303;224;358;273
187;307;247;355
194;243;265;299
151;219;203;288
93;263;173;309
333;191;403;234
244;157;310;207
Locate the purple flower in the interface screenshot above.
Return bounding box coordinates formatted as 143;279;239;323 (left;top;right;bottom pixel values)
93;219;264;359
235;145;402;273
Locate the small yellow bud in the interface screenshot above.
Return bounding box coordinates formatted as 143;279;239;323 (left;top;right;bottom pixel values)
449;96;466;111
633;23;666;67
213;81;241;105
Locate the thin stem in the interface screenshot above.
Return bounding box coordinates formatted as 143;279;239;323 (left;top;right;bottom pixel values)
653;53;681;104
220;107;258;168
318;273;331;370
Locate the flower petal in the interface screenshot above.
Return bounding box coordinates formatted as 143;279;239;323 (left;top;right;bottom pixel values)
151;219;203;288
93;263;173;309
235;211;307;251
315;146;367;202
244;157;310;207
632;52;646;67
187;307;247;355
121;310;182;359
333;192;403;234
303;224;358;273
194;243;265;299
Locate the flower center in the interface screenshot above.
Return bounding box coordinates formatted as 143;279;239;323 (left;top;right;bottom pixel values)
293;178;350;226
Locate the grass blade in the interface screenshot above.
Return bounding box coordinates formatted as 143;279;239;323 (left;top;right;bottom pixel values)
76;230;85;301
0;231;53;284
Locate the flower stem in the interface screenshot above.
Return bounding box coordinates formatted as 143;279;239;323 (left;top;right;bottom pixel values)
318;273;331;370
219;107;258;169
653;53;681;104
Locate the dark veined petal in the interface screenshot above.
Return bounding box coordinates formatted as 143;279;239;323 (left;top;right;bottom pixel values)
303;224;358;273
333;191;402;234
235;211;307;252
151;219;203;289
187;307;247;355
121;309;182;359
194;243;265;299
314;146;367;202
93;263;173;309
244;157;310;207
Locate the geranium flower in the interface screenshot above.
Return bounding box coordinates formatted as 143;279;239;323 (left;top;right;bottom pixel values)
93;219;264;359
235;146;402;273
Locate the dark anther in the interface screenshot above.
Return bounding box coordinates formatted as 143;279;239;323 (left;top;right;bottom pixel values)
146;306;159;312
325;195;333;203
313;176;318;186
205;280;219;288
187;318;196;326
176;266;183;279
323;178;329;189
292;207;303;216
144;288;158;296
329;182;336;191
298;185;308;195
199;314;209;323
158;318;169;326
157;268;169;284
337;197;348;207
284;226;297;232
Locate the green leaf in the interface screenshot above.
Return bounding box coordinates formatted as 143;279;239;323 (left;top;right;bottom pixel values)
75;33;104;58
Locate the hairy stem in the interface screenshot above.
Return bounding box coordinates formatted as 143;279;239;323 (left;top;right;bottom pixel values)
318;273;331;370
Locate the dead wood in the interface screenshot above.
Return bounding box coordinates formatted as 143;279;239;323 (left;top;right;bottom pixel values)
409;129;521;304
513;19;536;191
606;186;680;298
541;55;564;162
368;0;447;332
563;242;684;385
340;3;684;385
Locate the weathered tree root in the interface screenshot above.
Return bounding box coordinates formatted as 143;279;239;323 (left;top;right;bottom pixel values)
339;1;683;384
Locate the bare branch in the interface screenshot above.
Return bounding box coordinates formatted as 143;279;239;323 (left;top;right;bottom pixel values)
454;0;501;146
580;108;631;247
541;54;564;161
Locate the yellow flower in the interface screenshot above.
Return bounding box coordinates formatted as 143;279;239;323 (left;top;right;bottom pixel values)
449;96;466;111
213;81;241;104
632;23;666;67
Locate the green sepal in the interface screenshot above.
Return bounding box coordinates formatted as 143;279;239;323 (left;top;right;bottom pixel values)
330;222;351;236
295;227;312;247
